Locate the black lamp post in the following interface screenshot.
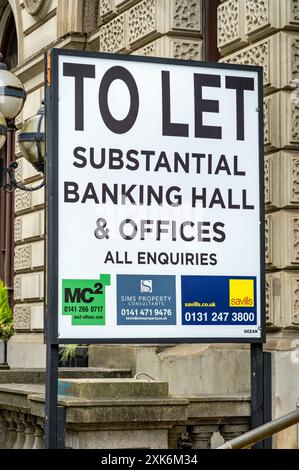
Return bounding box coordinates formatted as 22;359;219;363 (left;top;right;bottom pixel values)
0;52;45;366
0;53;45;192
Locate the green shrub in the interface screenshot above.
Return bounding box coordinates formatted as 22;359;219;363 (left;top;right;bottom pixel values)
0;279;14;343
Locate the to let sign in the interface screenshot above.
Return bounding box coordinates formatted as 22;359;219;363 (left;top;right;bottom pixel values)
46;49;264;343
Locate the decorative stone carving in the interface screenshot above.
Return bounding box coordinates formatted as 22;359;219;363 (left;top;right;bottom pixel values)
264;98;271;147
128;0;158;46
131;37;202;61
172;41;201;61
15;190;31;215
132;41;157;57
100;14;127;52
14;276;22;301
291;157;299;203
218;0;240;49
245;0;269;35
266;273;283;328
265;214;271;265
291;100;299;143
24;0;52;18
293;0;299;22
264;93;280;152
13;305;31;331
265;277;273;325
172;0;201;32
84;0;99;33
292;218;299;263
13;273;44;302
264;156;270;204
292;278;299;325
224;39;269;86
98;0;116;23
14;218;22;243
291;38;299;83
14;245;32;271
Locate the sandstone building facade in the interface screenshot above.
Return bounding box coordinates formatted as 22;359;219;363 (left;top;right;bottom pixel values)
0;0;298;449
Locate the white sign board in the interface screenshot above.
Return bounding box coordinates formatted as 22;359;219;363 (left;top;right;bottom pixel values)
47;49;264;343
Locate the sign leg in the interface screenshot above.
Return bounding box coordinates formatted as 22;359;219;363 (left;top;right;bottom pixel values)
45;342;59;449
251;343;264;449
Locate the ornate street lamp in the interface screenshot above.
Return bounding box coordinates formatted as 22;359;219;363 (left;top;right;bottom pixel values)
0;53;45;192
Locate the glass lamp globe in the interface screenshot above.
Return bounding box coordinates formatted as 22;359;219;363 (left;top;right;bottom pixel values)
0;53;26;120
18;102;45;173
0;110;7;150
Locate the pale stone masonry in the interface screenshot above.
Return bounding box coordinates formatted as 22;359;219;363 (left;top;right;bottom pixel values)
7;0;203;365
2;0;298;449
218;0;299;449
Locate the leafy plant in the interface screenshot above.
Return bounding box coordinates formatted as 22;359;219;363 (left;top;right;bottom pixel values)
0;279;13;343
59;344;78;366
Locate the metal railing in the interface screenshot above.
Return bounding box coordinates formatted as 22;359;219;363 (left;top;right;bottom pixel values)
218;406;299;449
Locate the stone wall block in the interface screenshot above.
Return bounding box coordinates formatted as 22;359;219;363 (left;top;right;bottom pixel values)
280;0;299;31
265;151;299;210
13;305;31;331
14;241;44;272
280;151;299;207
127;0;164;49
218;0;246;54
15;130;22;158
264;93;280;152
265;211;279;269
265;153;277;209
14;157;43;185
15;186;44;215
13;303;44;331
98;0;117;25
264;210;299;269
14;211;44;244
266;272;283;328
99;13;128;52
280;211;299;268
169;0;201;35
132;36;203;61
57;0;83;38
280;90;299;149
115;0;141;14
13;272;44;302
280;271;299;327
23;15;57;59
221;34;280;93
244;0;280;42
280;32;299;89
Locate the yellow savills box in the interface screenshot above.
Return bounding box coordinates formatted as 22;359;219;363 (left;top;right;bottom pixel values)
229;279;254;307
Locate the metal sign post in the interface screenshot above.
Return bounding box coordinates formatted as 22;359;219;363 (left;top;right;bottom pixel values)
45;49;265;449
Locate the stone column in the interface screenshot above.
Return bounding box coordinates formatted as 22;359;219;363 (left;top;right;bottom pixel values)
32;420;45;449
168;425;187;449
0;411;9;448
13;413;26;449
219;423;250;442
23;416;36;449
189;425;218;449
3;411;17;448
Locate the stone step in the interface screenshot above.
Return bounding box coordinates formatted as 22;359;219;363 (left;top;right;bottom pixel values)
0;367;132;384
58;378;168;399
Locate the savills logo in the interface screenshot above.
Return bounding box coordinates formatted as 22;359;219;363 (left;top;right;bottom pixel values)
140;280;153;293
229;279;254;307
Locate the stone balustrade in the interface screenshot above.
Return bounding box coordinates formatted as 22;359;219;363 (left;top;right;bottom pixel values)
0;379;250;449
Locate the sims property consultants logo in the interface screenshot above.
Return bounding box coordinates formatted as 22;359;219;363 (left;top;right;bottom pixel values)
140;280;153;293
